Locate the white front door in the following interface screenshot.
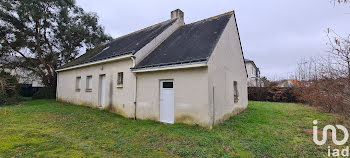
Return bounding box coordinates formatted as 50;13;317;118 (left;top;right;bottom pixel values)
99;75;106;108
160;80;174;124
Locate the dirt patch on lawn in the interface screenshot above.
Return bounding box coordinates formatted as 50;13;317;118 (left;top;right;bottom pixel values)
305;129;332;137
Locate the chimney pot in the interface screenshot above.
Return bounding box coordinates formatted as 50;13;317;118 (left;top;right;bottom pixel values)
171;9;184;25
171;9;184;20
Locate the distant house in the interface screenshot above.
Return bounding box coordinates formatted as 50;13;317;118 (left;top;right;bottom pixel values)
56;9;248;128
244;59;263;87
0;56;44;87
278;80;297;87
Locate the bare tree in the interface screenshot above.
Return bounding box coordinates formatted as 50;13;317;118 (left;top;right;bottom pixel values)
293;0;350;114
330;0;349;5
293;56;349;113
326;29;350;82
294;57;319;82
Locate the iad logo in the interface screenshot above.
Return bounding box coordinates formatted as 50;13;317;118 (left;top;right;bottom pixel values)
313;120;349;145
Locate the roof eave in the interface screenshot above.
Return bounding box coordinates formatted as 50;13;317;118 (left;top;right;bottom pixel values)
131;61;207;73
56;54;134;72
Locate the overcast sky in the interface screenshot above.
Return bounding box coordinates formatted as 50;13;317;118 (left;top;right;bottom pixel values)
76;0;349;80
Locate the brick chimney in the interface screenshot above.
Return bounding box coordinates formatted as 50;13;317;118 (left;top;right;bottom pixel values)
171;9;184;25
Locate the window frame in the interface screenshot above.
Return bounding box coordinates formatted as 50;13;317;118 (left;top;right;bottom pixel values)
117;72;124;86
162;82;173;88
76;76;81;92
86;75;92;92
233;81;239;103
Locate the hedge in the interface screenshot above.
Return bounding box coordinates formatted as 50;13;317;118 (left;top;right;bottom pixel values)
32;88;56;99
248;87;298;103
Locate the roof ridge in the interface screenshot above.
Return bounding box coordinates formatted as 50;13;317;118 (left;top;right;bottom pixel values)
134;10;234;70
110;18;177;42
186;10;234;25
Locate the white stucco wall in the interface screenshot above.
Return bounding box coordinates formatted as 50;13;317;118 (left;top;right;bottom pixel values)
207;13;248;125
56;17;183;118
56;12;248;128
57;59;136;118
135;68;211;127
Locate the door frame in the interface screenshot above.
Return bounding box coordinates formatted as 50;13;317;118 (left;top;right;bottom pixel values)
98;74;106;108
159;79;174;124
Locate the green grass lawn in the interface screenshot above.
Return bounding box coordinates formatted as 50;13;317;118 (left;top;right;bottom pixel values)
0;100;344;157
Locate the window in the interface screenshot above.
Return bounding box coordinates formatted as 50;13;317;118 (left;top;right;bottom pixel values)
86;76;92;92
233;81;239;103
76;77;81;91
117;72;123;85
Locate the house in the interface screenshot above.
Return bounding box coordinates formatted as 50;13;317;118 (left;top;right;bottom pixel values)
0;56;44;87
278;80;296;87
244;58;263;87
56;9;248;128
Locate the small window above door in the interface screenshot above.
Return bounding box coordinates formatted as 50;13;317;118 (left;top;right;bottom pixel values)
163;82;173;88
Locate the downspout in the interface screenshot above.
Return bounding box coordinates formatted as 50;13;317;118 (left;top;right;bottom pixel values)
212;86;215;128
131;56;136;68
131;56;137;120
134;75;137;120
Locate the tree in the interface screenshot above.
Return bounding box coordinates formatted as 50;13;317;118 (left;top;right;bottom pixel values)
291;1;350;114
323;0;350;81
326;29;350;82
330;0;348;4
260;76;270;87
0;0;112;88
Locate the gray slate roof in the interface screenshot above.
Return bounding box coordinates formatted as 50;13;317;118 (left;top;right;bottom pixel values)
134;12;233;69
60;19;176;69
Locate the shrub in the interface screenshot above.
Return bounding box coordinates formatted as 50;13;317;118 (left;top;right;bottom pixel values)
0;78;5;104
248;87;298;102
0;71;19;104
0;91;6;104
32;88;56;99
293;78;350;114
